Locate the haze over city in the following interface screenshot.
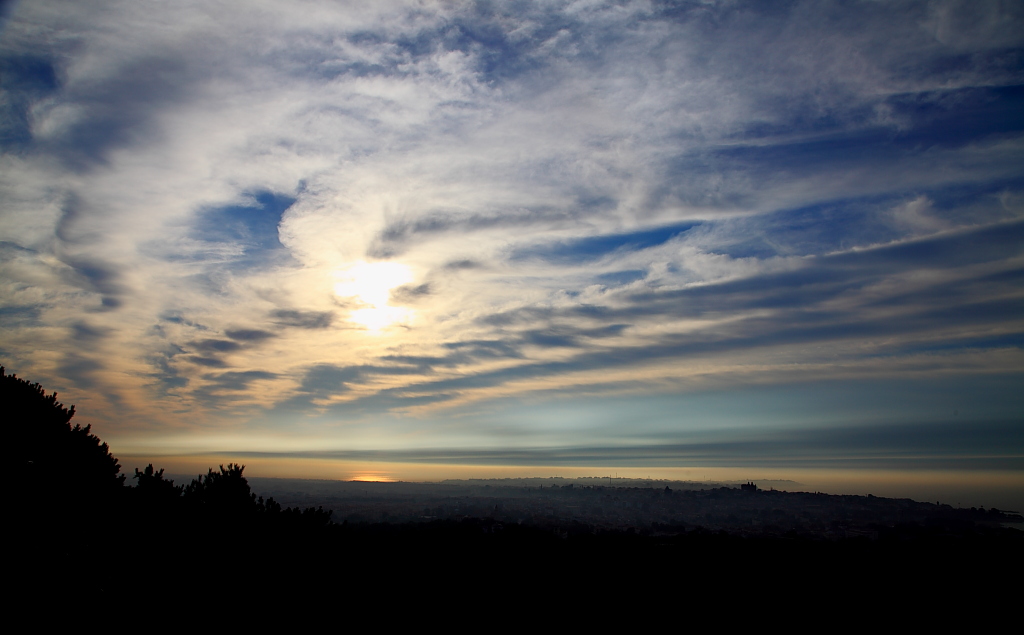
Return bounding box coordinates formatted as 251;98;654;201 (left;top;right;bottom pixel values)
2;1;1021;510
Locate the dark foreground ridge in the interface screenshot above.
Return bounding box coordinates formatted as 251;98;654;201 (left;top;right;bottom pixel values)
245;475;1022;537
6;367;1022;610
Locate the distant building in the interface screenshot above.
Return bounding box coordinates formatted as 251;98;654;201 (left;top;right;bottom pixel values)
741;482;757;492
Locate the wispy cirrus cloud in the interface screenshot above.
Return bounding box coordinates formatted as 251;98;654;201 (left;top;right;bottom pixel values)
0;1;1021;468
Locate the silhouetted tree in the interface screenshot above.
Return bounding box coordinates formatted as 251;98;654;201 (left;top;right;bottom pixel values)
2;366;124;504
183;463;259;515
133;463;183;505
256;494;283;514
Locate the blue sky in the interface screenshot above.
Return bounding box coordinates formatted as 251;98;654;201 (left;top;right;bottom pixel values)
1;1;1021;500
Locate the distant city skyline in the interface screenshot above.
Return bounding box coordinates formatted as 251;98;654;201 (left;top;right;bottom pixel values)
1;1;1021;507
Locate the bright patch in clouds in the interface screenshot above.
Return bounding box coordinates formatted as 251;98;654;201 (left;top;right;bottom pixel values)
334;261;414;331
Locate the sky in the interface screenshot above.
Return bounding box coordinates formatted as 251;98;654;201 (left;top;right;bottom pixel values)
1;1;1022;506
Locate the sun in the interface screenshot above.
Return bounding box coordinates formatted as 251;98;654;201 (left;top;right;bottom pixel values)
333;261;414;331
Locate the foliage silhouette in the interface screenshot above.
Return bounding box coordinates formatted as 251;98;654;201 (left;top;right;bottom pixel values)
180;462;333;525
184;463;256;514
3;366;331;527
133;463;183;506
3;365;124;503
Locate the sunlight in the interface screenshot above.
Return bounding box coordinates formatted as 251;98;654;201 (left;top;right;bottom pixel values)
349;472;396;482
333;261;414;331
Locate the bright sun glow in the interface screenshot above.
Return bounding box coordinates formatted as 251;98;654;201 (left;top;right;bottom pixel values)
333;261;414;331
348;472;396;482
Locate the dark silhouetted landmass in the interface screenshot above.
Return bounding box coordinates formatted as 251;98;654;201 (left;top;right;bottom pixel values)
243;476;1022;538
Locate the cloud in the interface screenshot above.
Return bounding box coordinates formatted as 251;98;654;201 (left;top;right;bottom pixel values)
390;282;431;303
296;362;430;401
595;269;647;286
57;354;103;389
889;196;947;234
511;221;699;264
191;339;242;353
0;304;43;325
270;310;334;329
214;417;1024;470
60;258;123;299
225;329;275;342
202;370;277;393
0;0;1020;463
70;320;109;346
185;356;228;368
